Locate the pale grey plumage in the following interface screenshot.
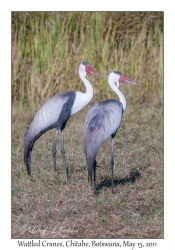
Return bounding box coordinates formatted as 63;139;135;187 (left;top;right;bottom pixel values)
25;93;72;144
84;71;140;194
84;100;123;193
84;100;123;141
24;91;75;176
24;62;101;177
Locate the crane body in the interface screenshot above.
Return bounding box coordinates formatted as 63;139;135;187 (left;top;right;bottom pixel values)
84;71;140;194
24;62;100;177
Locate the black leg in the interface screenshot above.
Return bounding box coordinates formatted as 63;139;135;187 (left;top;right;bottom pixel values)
52;129;58;172
94;160;97;194
61;129;68;181
88;167;91;184
110;134;115;193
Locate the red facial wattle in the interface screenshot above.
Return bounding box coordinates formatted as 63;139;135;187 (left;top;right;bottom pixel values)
85;66;94;77
119;74;140;87
119;75;128;84
85;66;101;78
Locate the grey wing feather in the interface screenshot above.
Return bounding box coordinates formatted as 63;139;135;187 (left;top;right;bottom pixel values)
27;95;69;141
84;100;123;181
24;91;75;174
84;100;123;143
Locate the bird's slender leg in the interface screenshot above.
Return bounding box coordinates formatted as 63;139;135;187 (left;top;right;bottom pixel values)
52;129;59;172
110;133;116;193
88;167;91;183
61;128;68;181
94;160;97;194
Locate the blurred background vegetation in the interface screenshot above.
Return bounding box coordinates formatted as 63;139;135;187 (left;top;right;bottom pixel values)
12;11;163;114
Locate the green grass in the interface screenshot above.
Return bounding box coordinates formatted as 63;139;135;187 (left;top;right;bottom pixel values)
12;12;163;238
12;12;163;108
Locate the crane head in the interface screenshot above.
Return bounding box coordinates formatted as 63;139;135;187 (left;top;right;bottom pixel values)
113;71;140;88
80;62;101;79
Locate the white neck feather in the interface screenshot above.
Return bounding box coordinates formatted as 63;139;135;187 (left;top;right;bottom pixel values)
108;73;126;111
70;69;93;116
79;71;93;99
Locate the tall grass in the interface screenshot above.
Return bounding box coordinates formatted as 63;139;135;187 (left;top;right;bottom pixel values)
12;12;163;112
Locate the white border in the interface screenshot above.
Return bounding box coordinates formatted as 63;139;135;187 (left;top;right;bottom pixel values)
1;1;174;249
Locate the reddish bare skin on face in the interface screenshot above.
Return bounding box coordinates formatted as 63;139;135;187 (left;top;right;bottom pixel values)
85;66;101;79
119;74;129;84
119;74;140;87
85;66;94;77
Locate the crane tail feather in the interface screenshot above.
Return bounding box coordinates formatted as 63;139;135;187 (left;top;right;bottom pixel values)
24;135;32;175
84;113;106;183
24;126;36;175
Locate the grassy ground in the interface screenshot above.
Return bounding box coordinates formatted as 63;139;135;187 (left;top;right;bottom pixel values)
12;101;163;238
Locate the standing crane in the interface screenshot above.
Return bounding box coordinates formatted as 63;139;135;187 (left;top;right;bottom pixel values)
24;62;101;179
84;71;140;194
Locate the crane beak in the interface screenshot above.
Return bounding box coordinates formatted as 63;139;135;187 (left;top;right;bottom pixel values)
119;74;140;87
124;79;140;87
90;71;101;79
86;66;101;79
